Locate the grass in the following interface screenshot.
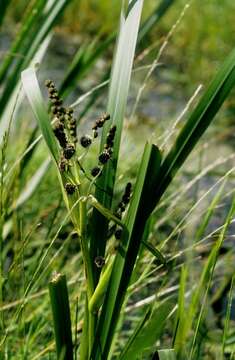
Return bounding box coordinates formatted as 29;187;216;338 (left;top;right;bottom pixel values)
0;0;235;359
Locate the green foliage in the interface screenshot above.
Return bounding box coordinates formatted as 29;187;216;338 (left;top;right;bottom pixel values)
0;0;235;359
49;273;73;360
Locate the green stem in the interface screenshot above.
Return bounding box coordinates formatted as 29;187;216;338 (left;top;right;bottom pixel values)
79;198;94;299
78;197;96;356
49;273;73;360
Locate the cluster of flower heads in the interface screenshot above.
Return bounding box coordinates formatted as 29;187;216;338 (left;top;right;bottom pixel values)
45;79;132;250
45;79;118;195
79;113;117;179
45;80;77;175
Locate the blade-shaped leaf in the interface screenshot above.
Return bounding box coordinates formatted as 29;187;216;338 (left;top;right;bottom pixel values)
120;301;172;360
21;68;59;162
90;0;144;286
154;47;235;204
92;143;162;359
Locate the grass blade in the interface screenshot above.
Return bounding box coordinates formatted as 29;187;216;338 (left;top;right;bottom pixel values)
141;239;167;267
120;301;172;360
90;0;144;285
92;143;162;359
222;275;235;355
21;68;59;162
153;47;235;204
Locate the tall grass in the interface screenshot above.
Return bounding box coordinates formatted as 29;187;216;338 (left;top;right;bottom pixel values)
0;0;235;359
21;0;235;358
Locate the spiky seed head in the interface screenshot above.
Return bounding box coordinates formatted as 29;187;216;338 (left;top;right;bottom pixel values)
126;182;132;192
67;108;74;115
93;130;98;138
65;183;76;195
115;210;122;220
59;158;67;172
63;144;75;159
80;135;92;148
91;166;102;177
118;202;126;212
45;79;53;88
99;150;111;164
103;113;110;121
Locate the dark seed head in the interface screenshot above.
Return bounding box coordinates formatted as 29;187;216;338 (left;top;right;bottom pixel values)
115;210;122;220
122;195;130;205
45;79;53;88
96;119;105;128
93;130;98;138
118;202;126;212
99;150;111;164
63;144;75;159
95;113;111;128
115;228;122;240
59;158;67;172
91;166;101;177
103;113;110;121
80;135;92;148
67;108;74;115
53;121;67;148
126;182;132;193
94;256;105;268
65;183;76;195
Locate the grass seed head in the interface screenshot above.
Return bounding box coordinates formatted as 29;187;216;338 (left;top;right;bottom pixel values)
91;166;102;177
99;150;111;164
63;143;75;159
80;135;92;148
65;183;76;195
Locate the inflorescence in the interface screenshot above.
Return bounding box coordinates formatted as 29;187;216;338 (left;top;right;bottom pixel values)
45;79;131;243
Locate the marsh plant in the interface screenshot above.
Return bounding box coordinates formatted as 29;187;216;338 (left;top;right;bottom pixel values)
6;0;234;359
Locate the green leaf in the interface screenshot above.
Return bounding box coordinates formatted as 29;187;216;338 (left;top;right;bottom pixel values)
49;273;73;360
141;239;167;267
92;143;162;359
154;47;235;204
120;301;172;360
21;68;59;162
90;0;144;285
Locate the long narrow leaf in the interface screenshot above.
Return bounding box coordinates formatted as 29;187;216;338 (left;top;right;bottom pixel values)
90;0;144;286
92;143;162;359
21;68;59;162
120;301;172;360
154;47;235;204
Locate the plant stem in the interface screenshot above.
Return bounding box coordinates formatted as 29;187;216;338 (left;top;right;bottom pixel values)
78;197;96;356
49;273;73;360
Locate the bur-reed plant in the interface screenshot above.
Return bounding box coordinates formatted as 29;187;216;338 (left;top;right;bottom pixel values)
19;0;235;359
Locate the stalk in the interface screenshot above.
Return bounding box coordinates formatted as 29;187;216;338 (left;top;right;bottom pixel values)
49;273;73;360
78;197;95;357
